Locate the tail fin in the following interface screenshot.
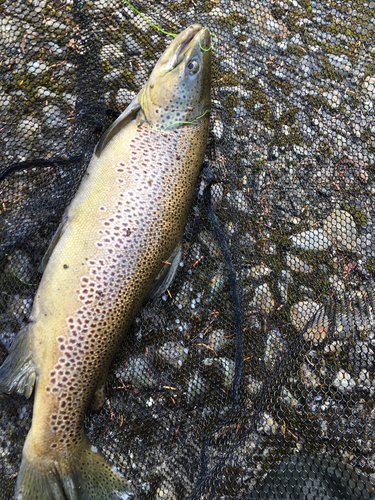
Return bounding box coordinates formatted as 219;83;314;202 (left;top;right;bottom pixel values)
0;324;36;398
15;439;134;500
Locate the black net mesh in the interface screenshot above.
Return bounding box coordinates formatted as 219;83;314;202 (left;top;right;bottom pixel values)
1;0;375;498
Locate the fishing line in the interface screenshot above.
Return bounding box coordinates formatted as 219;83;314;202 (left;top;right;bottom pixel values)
163;109;211;131
122;0;217;50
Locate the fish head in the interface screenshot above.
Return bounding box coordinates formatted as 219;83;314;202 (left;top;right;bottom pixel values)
139;24;212;130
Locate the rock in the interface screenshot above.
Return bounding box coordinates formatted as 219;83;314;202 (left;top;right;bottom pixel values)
323;209;357;252
26;61;48;74
203;358;235;387
186;371;208;404
348;341;374;372
327;54;352;73
124;35;143;56
286;253;313;274
322;90;342;110
118;355;161;389
0;91;11;111
244;264;272;280
43;105;68;128
264;329;287;371
246;374;263;397
212;119;224;140
100;43;125;65
155;480;177;500
116;88;137;108
4;250;34;283
17;117;39;139
206;329;230;353
299;363;320;389
258;412;278;435
158;341;188;369
291;228;331;252
290;300;328;343
249;283;275;315
332;369;356;393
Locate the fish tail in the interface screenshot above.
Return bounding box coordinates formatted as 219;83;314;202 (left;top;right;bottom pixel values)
15;437;134;500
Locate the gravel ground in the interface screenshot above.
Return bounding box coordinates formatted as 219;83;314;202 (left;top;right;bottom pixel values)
1;0;375;498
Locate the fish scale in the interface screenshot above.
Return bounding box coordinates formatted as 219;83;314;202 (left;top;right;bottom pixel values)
28;120;209;465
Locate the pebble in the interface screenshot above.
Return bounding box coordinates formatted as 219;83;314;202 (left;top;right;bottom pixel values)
155;480;177;500
286;253;313;274
332;369;356;393
264;329;286;372
124;35;143;56
203;358;235;388
212;119;224;141
258;412;278;435
348;341;374;372
290;300;328;343
26;61;48;75
291;228;331;252
205;329;230;353
17;117;39;139
323;209;357;252
118;356;160;389
158;342;188;369
186;371;208;405
4;250;34;283
116;89;137;108
0;91;11;111
100;44;124;65
249;283;275;315
43;105;68;128
244;264;272;280
322;89;342;110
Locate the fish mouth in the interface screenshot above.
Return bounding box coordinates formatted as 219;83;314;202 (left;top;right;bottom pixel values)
175;24;202;60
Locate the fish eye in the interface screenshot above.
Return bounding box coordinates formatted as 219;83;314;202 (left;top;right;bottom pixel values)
187;60;199;74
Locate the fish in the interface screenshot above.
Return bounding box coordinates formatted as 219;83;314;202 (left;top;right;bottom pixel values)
0;24;211;500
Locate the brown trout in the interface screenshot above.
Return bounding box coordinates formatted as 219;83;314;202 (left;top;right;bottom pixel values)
0;25;211;499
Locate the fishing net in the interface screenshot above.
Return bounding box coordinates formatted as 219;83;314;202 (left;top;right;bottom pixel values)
1;0;375;498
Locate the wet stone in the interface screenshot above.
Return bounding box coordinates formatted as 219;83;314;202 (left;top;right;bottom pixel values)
43;105;68;128
118;355;161;389
4;250;34;283
186;371;208;405
203;358;235;388
286;253;313;274
206;329;230;353
249;283;275;315
17;117;39;139
323;209;357;252
244;264;272;280
291;228;331;252
290;300;328;344
264;329;286;372
332;369;356;393
158;342;188;369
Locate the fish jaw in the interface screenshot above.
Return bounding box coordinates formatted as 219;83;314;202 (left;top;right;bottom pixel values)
139;25;212;130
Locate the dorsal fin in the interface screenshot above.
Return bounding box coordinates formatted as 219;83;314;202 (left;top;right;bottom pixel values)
95;95;141;156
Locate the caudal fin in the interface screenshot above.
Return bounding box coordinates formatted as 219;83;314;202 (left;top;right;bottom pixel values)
15;439;134;500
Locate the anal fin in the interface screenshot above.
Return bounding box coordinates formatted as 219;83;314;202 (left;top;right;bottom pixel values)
0;324;36;398
146;243;182;300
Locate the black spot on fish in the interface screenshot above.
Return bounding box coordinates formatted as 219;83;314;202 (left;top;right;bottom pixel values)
63;264;69;269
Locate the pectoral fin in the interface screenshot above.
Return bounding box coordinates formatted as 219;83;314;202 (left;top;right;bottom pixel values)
39;216;68;273
146;243;182;300
0;324;36;398
95;95;141;156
